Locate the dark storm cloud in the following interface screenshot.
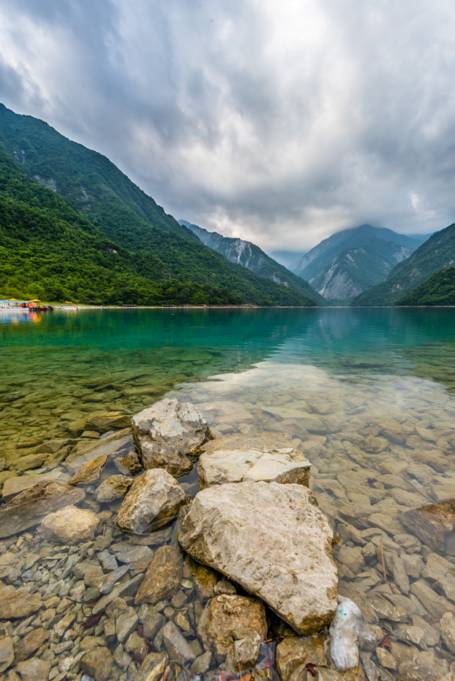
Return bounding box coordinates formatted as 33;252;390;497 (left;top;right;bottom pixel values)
1;0;455;249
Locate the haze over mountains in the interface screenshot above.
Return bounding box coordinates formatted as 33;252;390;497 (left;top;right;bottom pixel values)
180;220;323;304
291;225;428;302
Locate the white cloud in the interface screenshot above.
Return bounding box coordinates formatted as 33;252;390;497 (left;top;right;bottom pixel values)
1;0;455;250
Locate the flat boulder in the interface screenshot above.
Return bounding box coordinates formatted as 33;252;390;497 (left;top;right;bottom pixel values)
135;545;182;605
132;398;210;476
400;499;455;553
0;481;85;538
117;469;185;534
178;481;338;634
0;584;42;619
41;504;99;543
198;447;311;487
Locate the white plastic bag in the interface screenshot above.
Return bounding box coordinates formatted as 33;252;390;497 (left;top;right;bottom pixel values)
329;596;362;670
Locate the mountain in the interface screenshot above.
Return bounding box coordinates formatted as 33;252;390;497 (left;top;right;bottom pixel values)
397;268;455;306
0;103;317;306
294;224;427;302
355;223;455;305
269;250;307;272
180;220;323;304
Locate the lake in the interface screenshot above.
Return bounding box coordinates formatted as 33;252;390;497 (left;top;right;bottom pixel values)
1;308;454;679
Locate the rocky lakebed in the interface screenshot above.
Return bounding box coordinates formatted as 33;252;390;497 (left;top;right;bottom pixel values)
0;390;454;681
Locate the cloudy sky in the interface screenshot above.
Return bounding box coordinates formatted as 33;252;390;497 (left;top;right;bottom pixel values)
1;0;455;250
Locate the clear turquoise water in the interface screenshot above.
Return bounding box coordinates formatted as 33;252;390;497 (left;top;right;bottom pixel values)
1;308;455;469
1;308;455;676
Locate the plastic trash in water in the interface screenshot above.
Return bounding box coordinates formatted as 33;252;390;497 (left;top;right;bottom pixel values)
329;596;362;671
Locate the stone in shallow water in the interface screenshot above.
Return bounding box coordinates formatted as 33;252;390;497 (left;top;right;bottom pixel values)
132;398;210;476
41;504;99;543
135;545;182;605
70;454;107;485
400;499;455;552
178;481;338;634
135;652;168;681
198;446;311;487
80;646;113;681
14;657;51;681
1;470;70;498
117;469;185;534
95;474;132;503
202;594;267;658
0;584;42;619
14;628;48;662
162;621;195;664
0;636;14;673
276;634;327;681
0;481;84;538
440;611;455;655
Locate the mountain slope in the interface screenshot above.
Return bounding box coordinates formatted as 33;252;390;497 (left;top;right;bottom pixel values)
180;219;323;304
295;225;426;301
355;223;455;305
0;103;317;306
397;268;455;306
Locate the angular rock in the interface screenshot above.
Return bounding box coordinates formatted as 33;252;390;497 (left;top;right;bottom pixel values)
41;504;99;543
117;469;185;535
15;629;48;662
14;658;51;681
114;449;142;476
0;636;14;673
162;621;195;664
202;594;267;657
440;611;455;655
132;398;210;476
276;634;327;681
400;499;455;552
95;474;132;503
198;447;311;487
135;652;168;681
178;481;337;634
135;545;181;605
70;454;107;485
410;580;450;621
0;481;84;538
80;646;113;681
0;584;42;619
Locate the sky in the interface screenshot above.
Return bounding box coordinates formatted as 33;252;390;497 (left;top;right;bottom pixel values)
1;0;455;251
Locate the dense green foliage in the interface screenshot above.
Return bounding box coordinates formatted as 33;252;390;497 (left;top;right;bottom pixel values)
0;104;316;305
397;268;455;306
355;223;455;305
181;219;324;304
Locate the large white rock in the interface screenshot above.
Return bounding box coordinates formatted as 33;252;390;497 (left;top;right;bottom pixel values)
178;481;337;634
132;399;210;476
198;447;311;487
117;469;186;534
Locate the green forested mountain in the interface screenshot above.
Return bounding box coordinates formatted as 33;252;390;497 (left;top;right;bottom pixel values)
0;103;316;305
397;268;455;306
180;219;323;304
355;223;455;305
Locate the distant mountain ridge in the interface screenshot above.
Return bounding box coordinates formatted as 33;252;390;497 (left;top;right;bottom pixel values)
294;224;427;301
355;222;455;305
0;102;318;306
269;250;307;272
180;219;324;304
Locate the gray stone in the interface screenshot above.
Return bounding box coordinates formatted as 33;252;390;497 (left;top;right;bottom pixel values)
178;481;337;634
117;469;185;535
116;608;138;643
132;398;210;476
135;545;182;605
96;474;133;503
161;621;195;664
